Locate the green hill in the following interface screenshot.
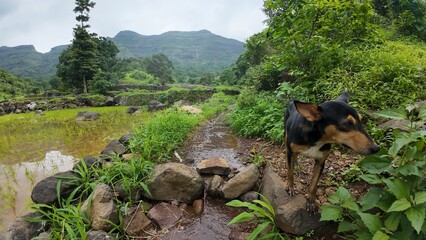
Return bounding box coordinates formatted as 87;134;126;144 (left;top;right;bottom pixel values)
0;30;244;79
0;68;37;100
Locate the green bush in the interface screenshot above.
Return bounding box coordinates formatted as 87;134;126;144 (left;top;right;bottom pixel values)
320;105;426;239
227;89;284;143
313;41;426;110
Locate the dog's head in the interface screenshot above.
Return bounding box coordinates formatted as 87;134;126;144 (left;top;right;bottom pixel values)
294;93;379;155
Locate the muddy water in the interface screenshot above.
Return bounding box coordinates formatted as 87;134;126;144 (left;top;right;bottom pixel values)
161;114;249;239
0;151;76;230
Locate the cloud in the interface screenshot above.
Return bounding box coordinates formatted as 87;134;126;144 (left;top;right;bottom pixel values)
0;0;266;53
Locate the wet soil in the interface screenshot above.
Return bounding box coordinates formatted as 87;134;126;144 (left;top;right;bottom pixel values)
155;113;368;239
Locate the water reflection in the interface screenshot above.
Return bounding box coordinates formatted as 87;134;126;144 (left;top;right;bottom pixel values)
0;151;75;230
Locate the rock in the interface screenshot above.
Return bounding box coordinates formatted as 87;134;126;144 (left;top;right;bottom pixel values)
239;191;259;203
259;163;323;234
192;199;204;216
34;110;43;115
31;171;77;205
179;105;202;114
73;156;103;170
275;194;323;235
82;184;119;231
146;163;204;203
118;134;133;146
121;153;141;161
86;230;116;240
229;229;251;240
122;206;151;236
196;156;230;176
221;164;259;199
27;102;37;111
34;231;50;240
206;175;224;197
260;163;291;209
105;97;116;106
76;111;100;121
101;140;127;156
0;212;49;240
126;106;140;114
148;100;166;112
113;184;142;202
147;202;182;229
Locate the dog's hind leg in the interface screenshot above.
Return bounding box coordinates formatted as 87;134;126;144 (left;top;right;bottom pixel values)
306;147;330;213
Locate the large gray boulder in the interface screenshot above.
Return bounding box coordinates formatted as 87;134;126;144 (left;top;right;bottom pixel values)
146;163;204;203
31;171;77;205
148;100;166;112
82;184;119;231
76;111;100;121
261;163;323;235
221;164;259;199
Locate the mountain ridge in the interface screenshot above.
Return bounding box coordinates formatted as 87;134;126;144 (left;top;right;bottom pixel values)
0;29;244;79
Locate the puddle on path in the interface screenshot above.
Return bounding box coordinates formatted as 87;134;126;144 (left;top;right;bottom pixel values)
162;114;249;239
0;151;76;230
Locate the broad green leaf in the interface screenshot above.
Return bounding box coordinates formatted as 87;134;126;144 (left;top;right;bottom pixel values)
385;212;402;231
358;212;382;234
389;132;423;157
228;211;255;225
338;220;360;233
226;199;251;208
328;186;353;204
248;222;270;240
354;228;373;240
396;163;421;177
359;155;392;174
320;205;343;221
376;192;396;212
375;109;406;120
414;192;426;205
360;187;384;211
383;178;410;200
360;174;382;184
405;205;426;234
387;198;411;212
419;109;426;119
372;230;390;240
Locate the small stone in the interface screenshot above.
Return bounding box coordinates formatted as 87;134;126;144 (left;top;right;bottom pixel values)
239;191;258;202
147;202;182;229
196;157;230;176
325;187;335;196
123;206;151;236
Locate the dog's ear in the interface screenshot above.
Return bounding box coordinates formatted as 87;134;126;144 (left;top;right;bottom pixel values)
337;92;349;102
294;101;322;122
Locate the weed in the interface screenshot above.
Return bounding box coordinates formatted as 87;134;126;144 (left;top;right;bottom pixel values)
227;193;289;240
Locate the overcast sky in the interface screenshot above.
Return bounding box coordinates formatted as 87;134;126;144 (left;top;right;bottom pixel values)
0;0;267;53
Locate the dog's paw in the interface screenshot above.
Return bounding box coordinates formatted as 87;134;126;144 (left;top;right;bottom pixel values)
287;187;295;196
306;200;317;214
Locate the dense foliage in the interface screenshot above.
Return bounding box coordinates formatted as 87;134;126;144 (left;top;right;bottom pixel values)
0;69;40;100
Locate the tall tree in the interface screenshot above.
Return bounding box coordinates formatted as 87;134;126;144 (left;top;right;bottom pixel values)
56;0;99;94
146;54;174;85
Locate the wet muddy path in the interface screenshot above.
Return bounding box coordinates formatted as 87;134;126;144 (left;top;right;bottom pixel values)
159;113;251;239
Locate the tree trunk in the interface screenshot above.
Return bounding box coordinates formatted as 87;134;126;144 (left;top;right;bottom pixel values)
83;75;88;94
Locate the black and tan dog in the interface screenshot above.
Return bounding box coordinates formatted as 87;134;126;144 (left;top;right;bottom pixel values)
284;93;379;212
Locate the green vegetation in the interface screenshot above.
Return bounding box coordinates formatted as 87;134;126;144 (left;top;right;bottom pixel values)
320;105;426;239
130;92;234;163
0;106;147;164
27;92;234;238
227;193;288;240
0;68;40;101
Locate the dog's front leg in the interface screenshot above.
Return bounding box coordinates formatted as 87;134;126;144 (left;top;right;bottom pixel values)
306;153;328;213
286;150;297;196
